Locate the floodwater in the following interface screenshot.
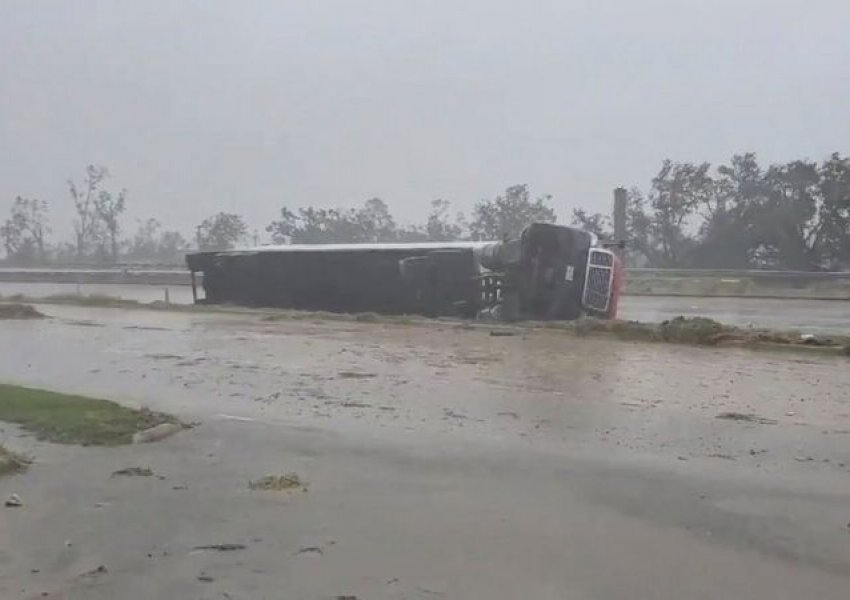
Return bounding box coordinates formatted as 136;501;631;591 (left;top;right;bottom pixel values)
1;306;850;598
2;281;849;333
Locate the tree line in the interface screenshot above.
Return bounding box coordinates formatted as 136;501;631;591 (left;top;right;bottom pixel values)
3;153;849;270
575;153;850;270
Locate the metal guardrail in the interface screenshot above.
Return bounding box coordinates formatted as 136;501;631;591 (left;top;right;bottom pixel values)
2;267;850;280
628;268;850;280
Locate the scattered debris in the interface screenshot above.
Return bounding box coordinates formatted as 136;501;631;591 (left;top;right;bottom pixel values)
338;371;378;379
132;422;184;444
800;333;830;346
341;401;371;408
197;574;215;583
794;456;815;462
336;596;358;600
5;493;23;507
489;330;517;337
0;303;45;320
706;453;736;461
217;414;256;422
145;353;184;361
0;445;30;476
715;412;777;425
193;544;246;552
443;409;469;420
249;473;306;492
659;316;724;345
111;466;154;478
497;411;520;419
79;565;108;578
294;546;324;556
354;312;379;322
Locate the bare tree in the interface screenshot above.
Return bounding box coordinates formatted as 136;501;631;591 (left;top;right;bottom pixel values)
94;188;127;261
68;165;108;258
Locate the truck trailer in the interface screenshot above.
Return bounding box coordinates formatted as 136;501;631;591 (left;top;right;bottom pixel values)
185;223;623;321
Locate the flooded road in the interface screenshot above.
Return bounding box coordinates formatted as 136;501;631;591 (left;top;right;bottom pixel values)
2;281;848;333
1;305;850;598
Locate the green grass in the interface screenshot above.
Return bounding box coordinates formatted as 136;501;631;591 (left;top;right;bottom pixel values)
0;384;179;446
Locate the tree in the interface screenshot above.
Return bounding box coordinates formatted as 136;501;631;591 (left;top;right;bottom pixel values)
125;218;188;263
1;197;50;264
469;184;556;240
425;199;465;241
197;213;248;251
816;153;850;268
750;160;821;270
357;198;397;242
644;161;712;267
267;198;405;244
68;165;108;258
570;208;610;238
94;188;127;261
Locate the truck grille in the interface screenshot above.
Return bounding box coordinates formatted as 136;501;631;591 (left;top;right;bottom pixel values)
582;249;614;313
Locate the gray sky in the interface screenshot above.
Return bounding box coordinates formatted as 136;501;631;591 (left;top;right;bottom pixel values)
2;0;848;240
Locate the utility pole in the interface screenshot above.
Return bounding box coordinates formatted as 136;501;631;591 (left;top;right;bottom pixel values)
613;187;627;261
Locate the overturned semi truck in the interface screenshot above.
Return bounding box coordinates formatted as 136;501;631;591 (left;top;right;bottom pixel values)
185;223;623;321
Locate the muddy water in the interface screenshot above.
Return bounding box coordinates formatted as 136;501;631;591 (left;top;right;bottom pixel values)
1;304;848;468
3;305;850;599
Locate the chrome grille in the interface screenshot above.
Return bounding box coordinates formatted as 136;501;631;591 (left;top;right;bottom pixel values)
589;251;614;267
582;250;614;313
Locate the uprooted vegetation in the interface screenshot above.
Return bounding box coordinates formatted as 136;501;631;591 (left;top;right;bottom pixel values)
0;303;46;320
569;316;728;345
249;473;307;492
565;316;850;353
0;445;30;476
0;384;182;446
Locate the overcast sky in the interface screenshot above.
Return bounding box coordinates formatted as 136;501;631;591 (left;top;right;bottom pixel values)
1;0;848;240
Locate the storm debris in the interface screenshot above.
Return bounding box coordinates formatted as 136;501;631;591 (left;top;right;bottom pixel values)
338;371;378;379
0;445;30;476
132;422;184;444
341;401;371;408
5;493;23;507
658;316;724;345
0;303;45;320
294;546;324;555
111;466;154;478
489;330;517;337
249;473;306;492
193;544;247;552
715;412;778;425
79;565;108;578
